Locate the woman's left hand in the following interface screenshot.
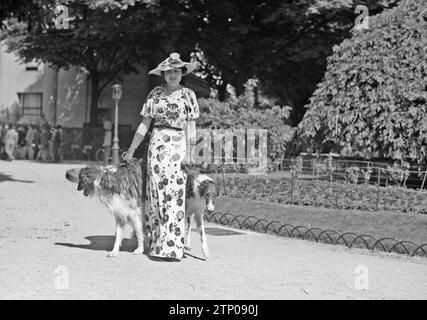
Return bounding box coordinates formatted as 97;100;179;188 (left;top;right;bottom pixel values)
122;149;135;162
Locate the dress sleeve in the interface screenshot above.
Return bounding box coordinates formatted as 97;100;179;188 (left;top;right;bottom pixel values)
140;86;160;117
185;88;200;120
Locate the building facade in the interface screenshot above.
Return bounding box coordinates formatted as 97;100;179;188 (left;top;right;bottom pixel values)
0;43;210;159
0;41;210;130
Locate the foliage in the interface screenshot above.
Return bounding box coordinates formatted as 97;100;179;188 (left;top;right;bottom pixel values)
1;0;161;125
345;166;360;184
314;158;327;178
325;155;336;182
387;160;410;186
213;173;427;213
299;0;427;163
361;167;373;184
1;0;401;127
343;165;371;184
188;0;398;121
290;157;303;181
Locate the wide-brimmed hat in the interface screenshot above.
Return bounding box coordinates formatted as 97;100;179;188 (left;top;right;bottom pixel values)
148;52;198;76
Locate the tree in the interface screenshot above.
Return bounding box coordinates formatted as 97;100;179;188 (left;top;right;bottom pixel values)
0;0;51;30
1;0;402;126
169;0;399;124
1;0;161;125
298;0;427;164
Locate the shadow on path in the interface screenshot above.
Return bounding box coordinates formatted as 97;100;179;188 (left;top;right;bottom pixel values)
55;235;136;253
55;235;208;261
0;172;34;184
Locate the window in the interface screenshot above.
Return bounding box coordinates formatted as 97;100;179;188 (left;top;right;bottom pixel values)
17;92;43;117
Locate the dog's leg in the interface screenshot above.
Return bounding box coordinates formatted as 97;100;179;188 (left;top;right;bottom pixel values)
107;215;125;258
184;215;192;251
131;208;145;255
195;211;209;259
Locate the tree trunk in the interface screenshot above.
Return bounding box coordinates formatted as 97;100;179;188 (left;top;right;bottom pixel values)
217;82;227;102
89;71;99;126
235;84;244;97
253;84;259;108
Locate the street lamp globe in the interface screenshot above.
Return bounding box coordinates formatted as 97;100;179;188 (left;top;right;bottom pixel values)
112;84;123;101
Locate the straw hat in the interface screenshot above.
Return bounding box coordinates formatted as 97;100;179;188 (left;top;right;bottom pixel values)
148;52;198;76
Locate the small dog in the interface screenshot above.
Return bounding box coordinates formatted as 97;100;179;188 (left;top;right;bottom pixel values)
72;159;148;257
68;161;217;259
184;171;218;259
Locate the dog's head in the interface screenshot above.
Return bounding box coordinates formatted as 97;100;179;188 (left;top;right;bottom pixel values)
77;166;103;197
198;179;218;214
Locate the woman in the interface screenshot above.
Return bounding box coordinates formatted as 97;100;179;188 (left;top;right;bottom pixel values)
123;52;199;261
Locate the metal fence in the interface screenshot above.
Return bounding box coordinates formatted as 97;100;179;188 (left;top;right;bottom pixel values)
205;211;427;257
196;157;427;214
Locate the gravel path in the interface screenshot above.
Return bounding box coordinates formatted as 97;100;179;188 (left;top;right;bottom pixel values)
0;160;426;299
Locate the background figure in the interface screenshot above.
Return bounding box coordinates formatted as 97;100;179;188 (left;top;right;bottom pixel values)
0;123;3;156
52;125;63;163
0;123;9;159
37;125;51;161
17;125;26;147
32;126;41;160
15;125;27;159
25;124;36;159
48;126;56;161
4;124;19;161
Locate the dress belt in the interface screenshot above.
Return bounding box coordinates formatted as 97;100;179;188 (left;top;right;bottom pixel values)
153;124;183;131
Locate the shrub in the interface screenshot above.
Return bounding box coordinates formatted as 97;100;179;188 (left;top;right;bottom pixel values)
345;167;360;184
387;161;410;186
299;0;427;164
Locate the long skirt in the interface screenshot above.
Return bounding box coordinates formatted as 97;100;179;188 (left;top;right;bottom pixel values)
145;128;187;260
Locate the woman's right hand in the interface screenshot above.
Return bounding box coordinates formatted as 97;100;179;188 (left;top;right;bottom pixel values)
122;149;135;162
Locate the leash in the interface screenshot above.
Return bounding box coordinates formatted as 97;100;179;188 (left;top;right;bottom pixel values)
182;163;197;179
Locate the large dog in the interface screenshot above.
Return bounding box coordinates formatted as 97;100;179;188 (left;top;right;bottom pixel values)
72;159;147;257
67;160;217;259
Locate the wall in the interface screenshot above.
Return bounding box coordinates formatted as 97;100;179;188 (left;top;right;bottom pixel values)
0;42;46;121
0;40;150;130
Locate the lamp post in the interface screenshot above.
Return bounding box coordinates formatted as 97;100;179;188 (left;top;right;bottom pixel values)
111;84;122;165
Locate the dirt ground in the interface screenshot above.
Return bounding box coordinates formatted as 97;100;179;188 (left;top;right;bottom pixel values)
0;160;426;299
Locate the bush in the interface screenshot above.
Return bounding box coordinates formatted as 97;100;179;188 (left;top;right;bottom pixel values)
213;173;427;214
299;0;427;164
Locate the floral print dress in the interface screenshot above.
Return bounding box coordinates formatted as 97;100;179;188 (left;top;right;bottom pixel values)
140;85;199;260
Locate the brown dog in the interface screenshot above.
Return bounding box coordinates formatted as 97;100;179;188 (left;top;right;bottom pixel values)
69;159;147;257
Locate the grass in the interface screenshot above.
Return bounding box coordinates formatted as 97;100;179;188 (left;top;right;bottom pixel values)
214;196;427;245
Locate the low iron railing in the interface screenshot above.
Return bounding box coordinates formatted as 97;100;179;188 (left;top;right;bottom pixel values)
205;211;427;258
